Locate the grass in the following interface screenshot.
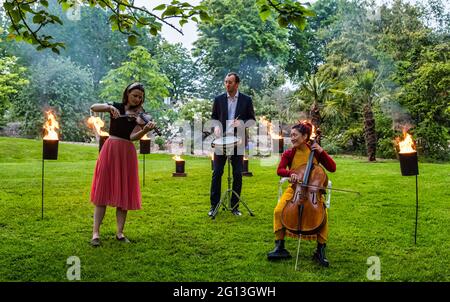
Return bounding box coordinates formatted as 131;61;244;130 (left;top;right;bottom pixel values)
0;136;449;282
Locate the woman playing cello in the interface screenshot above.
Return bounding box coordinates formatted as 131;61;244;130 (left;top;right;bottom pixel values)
267;121;336;267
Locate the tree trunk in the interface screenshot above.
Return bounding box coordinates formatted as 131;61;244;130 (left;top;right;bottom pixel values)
310;101;321;144
363;102;377;161
310;101;321;129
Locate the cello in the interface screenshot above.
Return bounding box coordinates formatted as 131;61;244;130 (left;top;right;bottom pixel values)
281;128;328;236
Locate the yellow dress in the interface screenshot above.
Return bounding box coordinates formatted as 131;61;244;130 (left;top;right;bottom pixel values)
273;144;328;243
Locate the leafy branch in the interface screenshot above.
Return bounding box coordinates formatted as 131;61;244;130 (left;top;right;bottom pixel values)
2;0;314;52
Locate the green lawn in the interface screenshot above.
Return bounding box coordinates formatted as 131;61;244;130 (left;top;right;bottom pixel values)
0;137;449;281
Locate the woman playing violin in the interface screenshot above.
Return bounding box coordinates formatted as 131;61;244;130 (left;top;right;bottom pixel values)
89;82;156;247
267;121;336;267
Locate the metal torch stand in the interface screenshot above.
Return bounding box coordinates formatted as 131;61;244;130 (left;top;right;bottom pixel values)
41;159;45;219
414;175;419;245
211;155;254;219
142;154;146;187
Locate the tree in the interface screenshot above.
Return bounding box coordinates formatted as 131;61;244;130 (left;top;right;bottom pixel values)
2;0;210;53
348;69;380;161
285;0;341;81
52;3;162;87
0;55;29;127
3;0;313;53
99;46;171;114
178;97;211;124
253;86;293;123
1;1;163;86
192;0;293;95
155;41;198;101
314;0;397;160
288;73;333;129
13;55;95;141
402;48;450;160
376;0;450;160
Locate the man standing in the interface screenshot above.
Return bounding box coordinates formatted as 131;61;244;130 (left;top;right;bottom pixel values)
209;72;256;217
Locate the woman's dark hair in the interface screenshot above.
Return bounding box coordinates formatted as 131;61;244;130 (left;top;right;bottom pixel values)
122;82;145;105
292;121;313;141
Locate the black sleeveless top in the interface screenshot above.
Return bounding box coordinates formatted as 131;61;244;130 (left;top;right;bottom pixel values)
109;102;137;140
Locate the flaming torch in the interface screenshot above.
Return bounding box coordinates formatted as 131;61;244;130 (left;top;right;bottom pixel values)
140;134;151;154
264;118;283;155
269;122;284;154
396;130;419;244
140;134;151;186
398;132;418;176
87;116;109;152
43;111;59;159
256;116;271;156
172;155;187;177
42;111;59;219
271;132;284;154
242;156;253;177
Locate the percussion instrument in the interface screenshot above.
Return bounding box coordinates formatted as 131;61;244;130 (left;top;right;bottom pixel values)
211;136;241;155
209;135;254;218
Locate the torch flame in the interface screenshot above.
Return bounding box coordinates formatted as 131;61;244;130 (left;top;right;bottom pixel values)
271;132;283;139
141;133;150;140
87;116;109;137
259;116;272;135
259;116;270;126
43;111;59;140
398;131;416;154
172;155;184;161
260;116;283;139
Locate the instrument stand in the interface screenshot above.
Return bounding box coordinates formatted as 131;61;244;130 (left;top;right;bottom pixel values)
211;155;254;219
41;159;45;220
414;174;418;245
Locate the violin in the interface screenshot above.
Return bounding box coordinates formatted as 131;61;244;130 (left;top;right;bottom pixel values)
281;129;328;235
119;105;162;136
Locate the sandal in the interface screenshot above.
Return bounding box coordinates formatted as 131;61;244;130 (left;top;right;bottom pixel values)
116;235;130;243
90;238;101;247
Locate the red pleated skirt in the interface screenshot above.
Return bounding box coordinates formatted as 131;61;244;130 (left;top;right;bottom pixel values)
90;138;141;210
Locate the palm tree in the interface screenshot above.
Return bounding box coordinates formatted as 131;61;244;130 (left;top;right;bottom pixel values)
287;73;332;129
351;70;379;161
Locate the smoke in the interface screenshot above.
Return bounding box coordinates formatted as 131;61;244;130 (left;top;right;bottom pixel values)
381;101;414;133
